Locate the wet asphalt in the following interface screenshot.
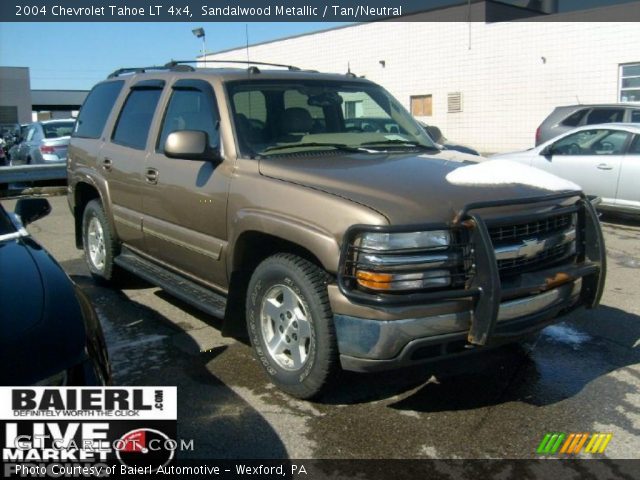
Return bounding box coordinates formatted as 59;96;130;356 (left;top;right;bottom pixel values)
13;197;640;460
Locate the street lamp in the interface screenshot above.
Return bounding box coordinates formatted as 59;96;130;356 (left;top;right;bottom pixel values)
192;27;206;65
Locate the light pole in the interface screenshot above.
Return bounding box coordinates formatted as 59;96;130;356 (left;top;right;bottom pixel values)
192;27;206;65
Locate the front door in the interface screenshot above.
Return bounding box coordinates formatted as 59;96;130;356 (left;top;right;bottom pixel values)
142;79;231;288
532;128;630;203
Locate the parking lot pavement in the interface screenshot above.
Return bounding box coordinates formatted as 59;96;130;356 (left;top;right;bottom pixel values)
15;196;640;460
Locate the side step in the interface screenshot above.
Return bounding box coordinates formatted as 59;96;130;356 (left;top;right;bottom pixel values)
114;248;227;319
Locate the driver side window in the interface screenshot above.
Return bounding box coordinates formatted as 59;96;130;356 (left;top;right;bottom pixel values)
158;82;219;152
551;129;630;156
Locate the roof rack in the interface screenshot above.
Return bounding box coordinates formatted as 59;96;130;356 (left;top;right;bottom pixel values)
165;59;302;71
107;63;194;79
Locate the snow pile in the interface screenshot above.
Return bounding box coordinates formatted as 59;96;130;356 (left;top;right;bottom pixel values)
445;159;580;191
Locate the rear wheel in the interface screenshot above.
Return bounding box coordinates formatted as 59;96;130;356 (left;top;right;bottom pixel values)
82;199;120;283
246;253;338;399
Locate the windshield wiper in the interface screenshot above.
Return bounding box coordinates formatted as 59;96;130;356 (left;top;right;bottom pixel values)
262;142;366;154
359;140;440;151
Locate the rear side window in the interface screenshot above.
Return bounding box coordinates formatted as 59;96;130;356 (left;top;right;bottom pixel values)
561;109;587;127
630;110;640;123
585;108;624;125
73;81;124;139
112;88;163;150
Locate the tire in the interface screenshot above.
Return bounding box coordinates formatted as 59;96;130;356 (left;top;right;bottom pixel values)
82;199;120;283
246;253;338;399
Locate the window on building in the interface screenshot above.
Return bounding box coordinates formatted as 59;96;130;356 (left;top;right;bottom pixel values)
620;63;640;103
112;87;163;150
74;81;124;139
410;95;432;116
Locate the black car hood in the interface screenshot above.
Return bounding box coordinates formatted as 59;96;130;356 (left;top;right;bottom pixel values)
0;237;86;385
260;151;579;224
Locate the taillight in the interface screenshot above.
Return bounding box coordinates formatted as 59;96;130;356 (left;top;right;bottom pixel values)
535;126;542;145
40;145;55;154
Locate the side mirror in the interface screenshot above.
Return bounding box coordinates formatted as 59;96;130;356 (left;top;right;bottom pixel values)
15;198;51;226
426;125;444;143
164;130;221;162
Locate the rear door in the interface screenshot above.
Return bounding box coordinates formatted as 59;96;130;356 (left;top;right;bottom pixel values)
532;128;630;203
615;134;640;210
142;79;231;287
100;80;165;251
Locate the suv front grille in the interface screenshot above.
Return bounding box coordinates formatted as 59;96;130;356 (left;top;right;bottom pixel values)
488;210;577;278
488;212;574;243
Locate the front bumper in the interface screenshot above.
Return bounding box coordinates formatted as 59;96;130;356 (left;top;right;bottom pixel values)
334;279;582;372
332;192;606;372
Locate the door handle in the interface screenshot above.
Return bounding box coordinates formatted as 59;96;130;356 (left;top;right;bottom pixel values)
596;163;613;170
101;158;113;171
145;168;159;184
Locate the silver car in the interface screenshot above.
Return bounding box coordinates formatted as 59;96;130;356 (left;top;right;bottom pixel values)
535;104;640;146
10;119;75;165
492;123;640;214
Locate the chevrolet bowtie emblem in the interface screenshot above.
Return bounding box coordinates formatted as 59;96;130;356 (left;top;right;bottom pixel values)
518;238;546;259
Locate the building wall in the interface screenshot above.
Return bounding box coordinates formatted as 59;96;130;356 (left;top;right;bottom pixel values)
0;67;31;124
206;21;640;153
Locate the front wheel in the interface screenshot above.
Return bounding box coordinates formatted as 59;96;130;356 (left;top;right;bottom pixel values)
246;254;338;399
82;199;120;283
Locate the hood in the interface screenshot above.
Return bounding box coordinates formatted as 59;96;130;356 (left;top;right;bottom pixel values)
259;150;579;224
0;237;86;384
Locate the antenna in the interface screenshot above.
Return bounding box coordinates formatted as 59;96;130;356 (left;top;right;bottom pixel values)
347;61;351;74
245;24;250;69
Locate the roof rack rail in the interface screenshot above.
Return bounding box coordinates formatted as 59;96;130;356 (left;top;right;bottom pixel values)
107;63;195;79
165;59;301;71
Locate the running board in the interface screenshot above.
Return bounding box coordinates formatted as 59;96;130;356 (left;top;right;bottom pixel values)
114;248;227;319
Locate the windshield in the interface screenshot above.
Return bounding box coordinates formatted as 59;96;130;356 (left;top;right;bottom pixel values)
43;121;75;139
226;79;436;157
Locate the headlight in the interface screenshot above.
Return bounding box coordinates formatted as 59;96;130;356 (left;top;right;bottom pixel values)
359;230;450;251
350;229;463;292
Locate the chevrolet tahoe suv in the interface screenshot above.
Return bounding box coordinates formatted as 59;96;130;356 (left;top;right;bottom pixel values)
68;61;606;399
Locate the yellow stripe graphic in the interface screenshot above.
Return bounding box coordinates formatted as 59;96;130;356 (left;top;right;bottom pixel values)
598;434;612;453
590;434;605;453
585;433;599;453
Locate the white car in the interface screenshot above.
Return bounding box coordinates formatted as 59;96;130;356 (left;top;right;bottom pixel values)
492;123;640;214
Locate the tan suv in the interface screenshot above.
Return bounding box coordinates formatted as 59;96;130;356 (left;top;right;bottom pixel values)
68;61;606;399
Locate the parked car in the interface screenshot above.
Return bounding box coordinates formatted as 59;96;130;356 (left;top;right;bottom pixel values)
417;121;480;156
10;119;75;165
535;103;640;145
0;197;111;385
492;123;640;214
68;61;605;399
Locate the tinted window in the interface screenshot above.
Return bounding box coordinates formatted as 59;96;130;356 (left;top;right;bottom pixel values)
158;87;219;151
74;81;124;139
561;109;587;127
43;121;75;138
112;88;162;150
552;129;630;156
630;110;640;123
585;108;624;125
629;136;640;154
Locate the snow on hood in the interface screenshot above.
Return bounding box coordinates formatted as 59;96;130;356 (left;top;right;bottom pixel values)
445;159;580;191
